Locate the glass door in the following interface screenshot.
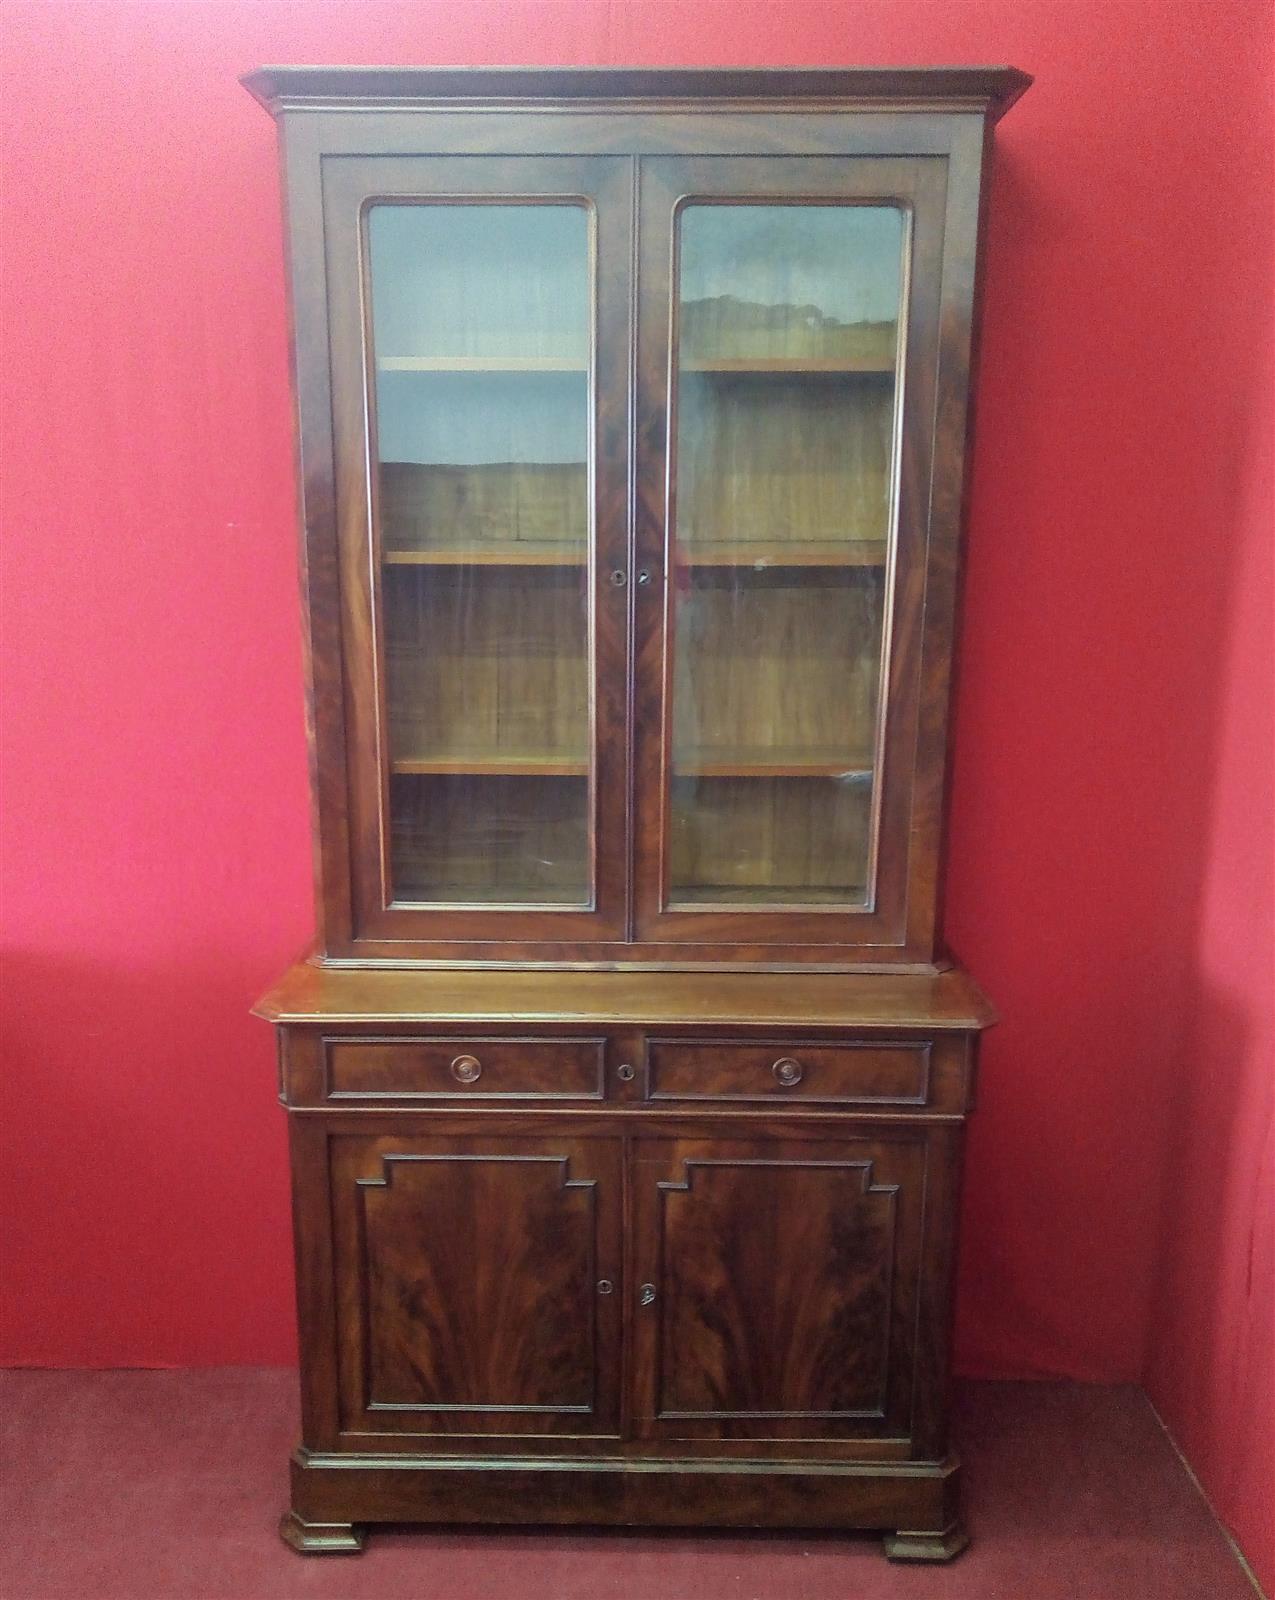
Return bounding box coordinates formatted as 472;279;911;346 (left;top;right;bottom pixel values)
323;157;631;944
635;158;947;948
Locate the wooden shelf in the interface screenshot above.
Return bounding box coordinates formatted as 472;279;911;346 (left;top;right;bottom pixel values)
377;355;587;373
669;883;866;907
678;541;887;569
393;883;589;907
674;748;874;779
392;754;589;777
385;544;586;567
681;357;894;375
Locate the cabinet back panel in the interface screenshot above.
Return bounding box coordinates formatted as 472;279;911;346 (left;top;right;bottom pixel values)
669;776;870;901
678;377;895;546
384;568;589;763
389;774;589;905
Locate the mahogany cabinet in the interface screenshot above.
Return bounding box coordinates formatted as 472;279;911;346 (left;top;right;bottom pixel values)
245;65;1029;1562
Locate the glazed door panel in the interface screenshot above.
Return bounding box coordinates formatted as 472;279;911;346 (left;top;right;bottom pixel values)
634;156;949;950
322;156;632;944
631;1135;926;1441
329;1131;622;1439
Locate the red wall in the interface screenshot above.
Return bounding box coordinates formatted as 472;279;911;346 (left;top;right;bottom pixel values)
1;0;1270;1584
1140;36;1274;1564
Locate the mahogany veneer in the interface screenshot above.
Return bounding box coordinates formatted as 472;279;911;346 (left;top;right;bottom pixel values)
247;65;1029;1564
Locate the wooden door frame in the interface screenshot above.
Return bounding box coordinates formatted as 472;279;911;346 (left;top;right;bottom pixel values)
322;1123;625;1444
627;1128;937;1453
632;153;954;953
319;153;634;946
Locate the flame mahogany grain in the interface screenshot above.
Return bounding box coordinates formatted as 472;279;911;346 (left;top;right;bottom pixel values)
247;64;1028;1562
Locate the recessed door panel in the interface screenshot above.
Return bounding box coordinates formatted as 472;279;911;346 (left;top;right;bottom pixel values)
631;1136;926;1441
330;1132;622;1438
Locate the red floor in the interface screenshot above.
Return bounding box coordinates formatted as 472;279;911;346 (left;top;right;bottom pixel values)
0;1372;1258;1600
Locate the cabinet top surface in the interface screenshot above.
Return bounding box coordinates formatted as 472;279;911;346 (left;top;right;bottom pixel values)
254;962;996;1031
242;65;1031;120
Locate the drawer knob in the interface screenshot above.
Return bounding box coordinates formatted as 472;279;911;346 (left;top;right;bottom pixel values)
597;1279;614;1296
449;1054;482;1084
616;1063;635;1082
639;1283;657;1306
772;1057;804;1087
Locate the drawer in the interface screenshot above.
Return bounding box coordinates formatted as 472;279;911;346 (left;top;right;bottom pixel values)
645;1039;930;1106
323;1036;606;1101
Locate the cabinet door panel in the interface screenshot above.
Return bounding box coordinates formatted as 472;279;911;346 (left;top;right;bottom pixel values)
632;1135;925;1441
634;155;950;951
323;155;632;945
330;1132;621;1438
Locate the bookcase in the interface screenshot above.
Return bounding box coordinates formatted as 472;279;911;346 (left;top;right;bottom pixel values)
246;64;1029;1563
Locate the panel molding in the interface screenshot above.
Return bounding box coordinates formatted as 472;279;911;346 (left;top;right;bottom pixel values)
655;1155;900;1422
355;1151;598;1417
643;1038;932;1105
325;1035;608;1101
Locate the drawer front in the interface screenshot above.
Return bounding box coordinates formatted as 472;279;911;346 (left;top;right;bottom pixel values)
323;1037;607;1101
645;1039;930;1106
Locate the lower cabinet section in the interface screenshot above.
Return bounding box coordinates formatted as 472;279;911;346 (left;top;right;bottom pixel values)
323;1128;929;1452
282;1044;972;1562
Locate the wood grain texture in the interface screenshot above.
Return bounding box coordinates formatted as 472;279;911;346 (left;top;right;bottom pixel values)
645;1040;929;1104
319;152;633;945
275;100;1000;962
242;64;1032;120
670;572;884;767
632;152;949;953
632;1136;925;1440
324;1036;607;1101
677;377;895;544
384;567;588;767
251;66;1025;1561
255;963;997;1030
278;1028;975;1118
380;461;588;550
330;1133;622;1436
288;1445;963;1533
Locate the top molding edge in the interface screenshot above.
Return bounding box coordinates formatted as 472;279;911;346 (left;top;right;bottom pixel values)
240;65;1032;123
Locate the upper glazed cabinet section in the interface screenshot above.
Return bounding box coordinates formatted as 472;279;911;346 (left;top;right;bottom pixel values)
247;68;1029;965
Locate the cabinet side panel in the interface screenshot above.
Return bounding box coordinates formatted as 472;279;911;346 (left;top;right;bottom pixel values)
910;1105;968;1457
909;116;989;956
278;116;355;950
285;1102;342;1448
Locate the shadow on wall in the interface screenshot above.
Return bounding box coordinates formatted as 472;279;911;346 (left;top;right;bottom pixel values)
948;136;1263;1385
0;946;298;1368
1138;98;1275;1583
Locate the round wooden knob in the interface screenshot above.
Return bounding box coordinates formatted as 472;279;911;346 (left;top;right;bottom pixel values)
449;1054;482;1084
772;1057;803;1087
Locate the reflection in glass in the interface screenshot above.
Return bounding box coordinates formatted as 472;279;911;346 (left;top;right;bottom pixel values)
366;204;592;905
669;204;904;908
